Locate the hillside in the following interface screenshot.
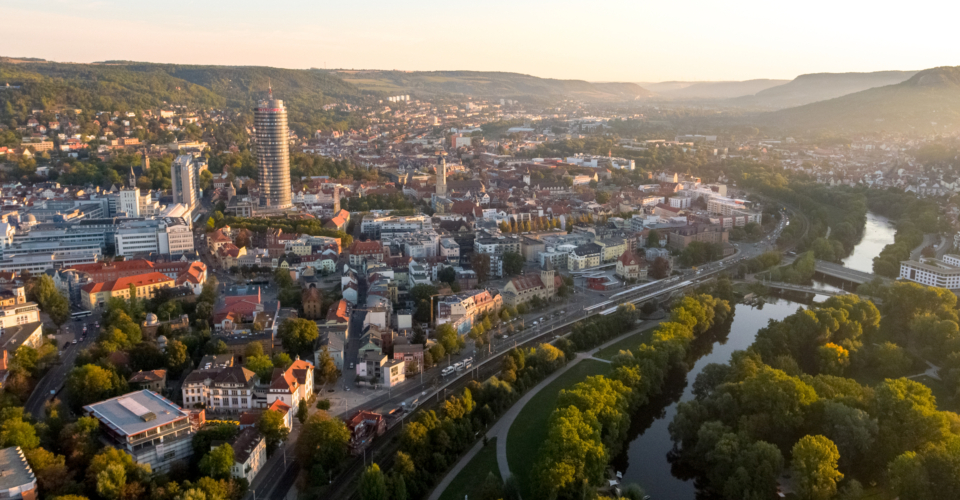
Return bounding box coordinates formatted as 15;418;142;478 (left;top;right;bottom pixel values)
763;67;960;133
336;70;652;101
639;79;789;100
733;70;916;109
0;58;367;133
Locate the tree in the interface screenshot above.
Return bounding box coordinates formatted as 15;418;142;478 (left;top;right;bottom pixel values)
360;463;387;500
470;253;491;284
479;472;503;500
204;339;228;355
245;354;274;383
295;412;350;475
165;339;189;374
66;364;124;410
791;435;843;500
435;324;460;354
437;267;456;284
244;341;264;359
199;443;234;480
271;352;292;370
257;410;290;455
278;318;319;357
96;463;126;500
26;448;72;497
316;347;339;384
0;410;39;450
297;400;309;424
502;252;525;276
31;275;70;326
646;229;662;248
873;342;912;378
650;256;671;279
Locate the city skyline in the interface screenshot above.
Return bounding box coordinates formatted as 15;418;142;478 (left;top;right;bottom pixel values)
3;0;957;82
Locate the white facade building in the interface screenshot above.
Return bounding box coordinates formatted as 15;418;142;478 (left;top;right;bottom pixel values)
900;254;960;290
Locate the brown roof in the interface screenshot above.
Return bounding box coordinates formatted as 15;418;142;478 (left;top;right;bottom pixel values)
213;366;257;386
129;369;166;383
510;275;545;292
231;427;264;464
618;251;640;267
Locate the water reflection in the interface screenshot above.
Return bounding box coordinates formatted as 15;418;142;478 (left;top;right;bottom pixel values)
615;299;803;499
841;212;897;274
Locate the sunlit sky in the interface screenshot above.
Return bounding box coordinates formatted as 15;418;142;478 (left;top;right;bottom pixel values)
4;0;958;82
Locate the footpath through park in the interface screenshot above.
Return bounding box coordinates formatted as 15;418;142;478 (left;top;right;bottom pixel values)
427;320;663;500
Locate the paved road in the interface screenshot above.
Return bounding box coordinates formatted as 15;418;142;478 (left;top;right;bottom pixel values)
910;233;939;260
25;316;100;418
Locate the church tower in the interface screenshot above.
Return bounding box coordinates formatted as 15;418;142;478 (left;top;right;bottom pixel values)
127;165;137;189
436;156;447;197
142;149;150;171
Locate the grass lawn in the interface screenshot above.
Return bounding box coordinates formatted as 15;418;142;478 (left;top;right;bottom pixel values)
506;359;612;499
593;327;655;359
438;438;501;500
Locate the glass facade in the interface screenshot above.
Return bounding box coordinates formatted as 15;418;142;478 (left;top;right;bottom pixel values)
254;98;292;209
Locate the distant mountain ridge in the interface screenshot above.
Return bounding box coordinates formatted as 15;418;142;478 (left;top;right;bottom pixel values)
734;70;917;109
763;66;960;133
639;79;789;100
336;70;652;101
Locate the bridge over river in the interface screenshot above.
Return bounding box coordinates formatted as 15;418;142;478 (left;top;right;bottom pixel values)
782;256;892;285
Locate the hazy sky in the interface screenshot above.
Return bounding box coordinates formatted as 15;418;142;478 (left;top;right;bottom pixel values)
4;0;957;82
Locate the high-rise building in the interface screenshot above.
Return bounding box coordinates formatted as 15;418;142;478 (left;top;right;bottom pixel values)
254;88;292;209
172;155;200;211
436;157;447;197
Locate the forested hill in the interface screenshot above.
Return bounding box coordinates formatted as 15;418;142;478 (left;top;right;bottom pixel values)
761;66;960;134
334;70;652;101
0;58;368;133
733;70;916;109
0;58;367;111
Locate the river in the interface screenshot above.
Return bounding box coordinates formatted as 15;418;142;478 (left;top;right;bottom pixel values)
840;211;897;274
614;211;896;498
613;299;804;499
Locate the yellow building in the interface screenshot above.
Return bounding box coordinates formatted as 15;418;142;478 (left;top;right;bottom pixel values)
502;269;559;307
597;238;627;262
81;272;176;310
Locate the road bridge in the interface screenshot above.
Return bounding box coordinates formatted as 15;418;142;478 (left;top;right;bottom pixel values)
781;256;889;285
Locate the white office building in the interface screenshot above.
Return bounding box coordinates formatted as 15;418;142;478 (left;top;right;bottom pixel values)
115;218;195;257
172;155;200;214
900;254;960;290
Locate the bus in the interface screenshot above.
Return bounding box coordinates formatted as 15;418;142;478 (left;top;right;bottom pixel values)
71;310;92;321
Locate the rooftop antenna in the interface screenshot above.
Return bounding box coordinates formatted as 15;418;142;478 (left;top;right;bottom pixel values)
268;79;273;99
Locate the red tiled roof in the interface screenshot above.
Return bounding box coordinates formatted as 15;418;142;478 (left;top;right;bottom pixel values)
327;299;350;323
69;259;155;274
81;272;175;294
348;240;383;255
269;399;291;411
618;251;640;266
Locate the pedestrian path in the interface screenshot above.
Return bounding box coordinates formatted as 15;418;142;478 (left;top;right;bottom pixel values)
427;320;661;500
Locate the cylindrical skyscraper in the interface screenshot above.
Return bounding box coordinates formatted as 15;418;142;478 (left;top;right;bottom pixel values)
254;88;292;209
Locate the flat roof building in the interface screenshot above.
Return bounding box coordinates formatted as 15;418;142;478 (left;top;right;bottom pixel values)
900;254;960;290
84;390;195;474
0;447;37;500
